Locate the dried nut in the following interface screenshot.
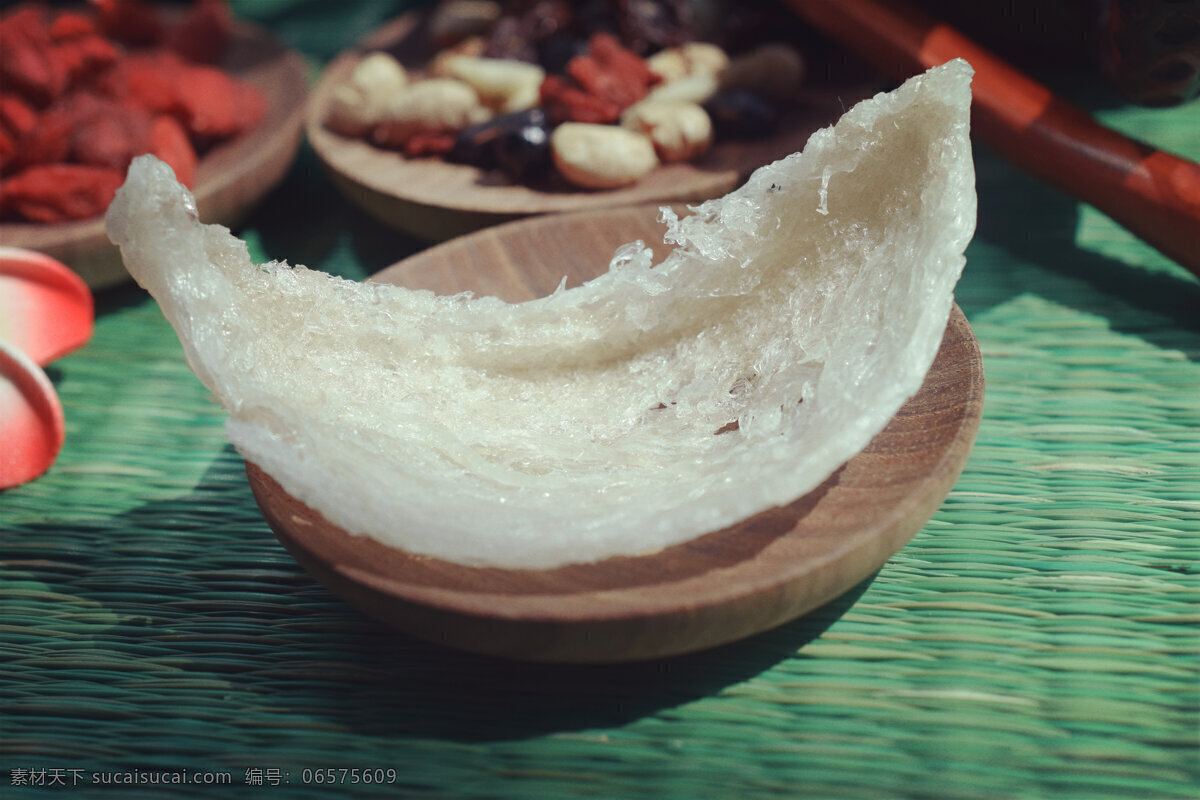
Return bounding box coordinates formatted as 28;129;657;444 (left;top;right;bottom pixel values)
326;52;409;137
647;41;729;82
501;79;542;113
682;42;731;76
437;55;546;112
720;43;805;100
551;122;659;189
641;72;719;106
621;100;713;163
429;35;489;76
372;79;491;148
428;0;502;47
646;49;688;83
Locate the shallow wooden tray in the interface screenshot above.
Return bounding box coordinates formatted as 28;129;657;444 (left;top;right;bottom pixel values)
244;205;985;663
0;20;309;290
306;13;871;242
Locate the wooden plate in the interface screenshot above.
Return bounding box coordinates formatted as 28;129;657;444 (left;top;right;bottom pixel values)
244;205;985;663
306;13;875;242
0;20;309;290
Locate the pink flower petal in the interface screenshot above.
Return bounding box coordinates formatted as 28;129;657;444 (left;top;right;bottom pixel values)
0;246;95;366
0;338;65;489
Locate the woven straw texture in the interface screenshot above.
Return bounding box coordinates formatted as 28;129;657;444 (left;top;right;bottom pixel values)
2;4;1198;798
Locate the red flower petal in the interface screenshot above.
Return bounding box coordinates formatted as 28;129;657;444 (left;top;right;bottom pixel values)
0;338;65;489
0;246;94;366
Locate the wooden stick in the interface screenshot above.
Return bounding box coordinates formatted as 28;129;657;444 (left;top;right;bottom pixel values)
784;0;1200;279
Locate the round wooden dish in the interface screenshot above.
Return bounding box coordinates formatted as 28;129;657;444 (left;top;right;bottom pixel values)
244;205;985;663
0;21;309;290
306;13;872;242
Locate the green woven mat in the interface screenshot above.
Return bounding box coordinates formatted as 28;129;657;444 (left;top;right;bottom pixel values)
3;5;1199;797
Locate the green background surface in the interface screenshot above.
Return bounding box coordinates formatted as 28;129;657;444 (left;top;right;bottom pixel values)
2;1;1198;798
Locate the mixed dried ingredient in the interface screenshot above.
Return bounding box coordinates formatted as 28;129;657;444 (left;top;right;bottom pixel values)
0;0;265;223
326;0;804;190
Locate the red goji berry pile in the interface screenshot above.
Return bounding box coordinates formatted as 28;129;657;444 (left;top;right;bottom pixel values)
540;33;661;125
0;0;265;224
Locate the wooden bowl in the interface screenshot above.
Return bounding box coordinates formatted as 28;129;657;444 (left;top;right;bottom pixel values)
0;20;309;290
244;205;985;663
306;13;874;242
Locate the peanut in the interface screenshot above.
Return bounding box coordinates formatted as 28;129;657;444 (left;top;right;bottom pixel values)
620;101;712;163
646;42;729;83
641;71;719;106
428;35;488;77
326;52;409;137
551;122;658;189
436;55;545;112
372;78;491;149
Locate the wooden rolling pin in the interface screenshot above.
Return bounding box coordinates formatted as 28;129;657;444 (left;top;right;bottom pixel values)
784;0;1200;279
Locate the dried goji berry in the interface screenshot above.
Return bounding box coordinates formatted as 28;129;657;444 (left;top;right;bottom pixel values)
172;64;267;142
1;163;124;223
167;0;234;64
0;96;35;172
0;129;16;176
0;6;69;106
0;6;43;34
403;130;457;158
539;74;621;125
567;54;646;109
101;51;184;115
565;33;659;111
0;1;264;223
0;94;39;140
63;94;151;171
52;32;120;85
48;11;99;41
588;32;660;88
73;113;141;170
174;64;242;140
14;104;71;168
91;0;165;47
234;82;267;133
148;114;197;187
